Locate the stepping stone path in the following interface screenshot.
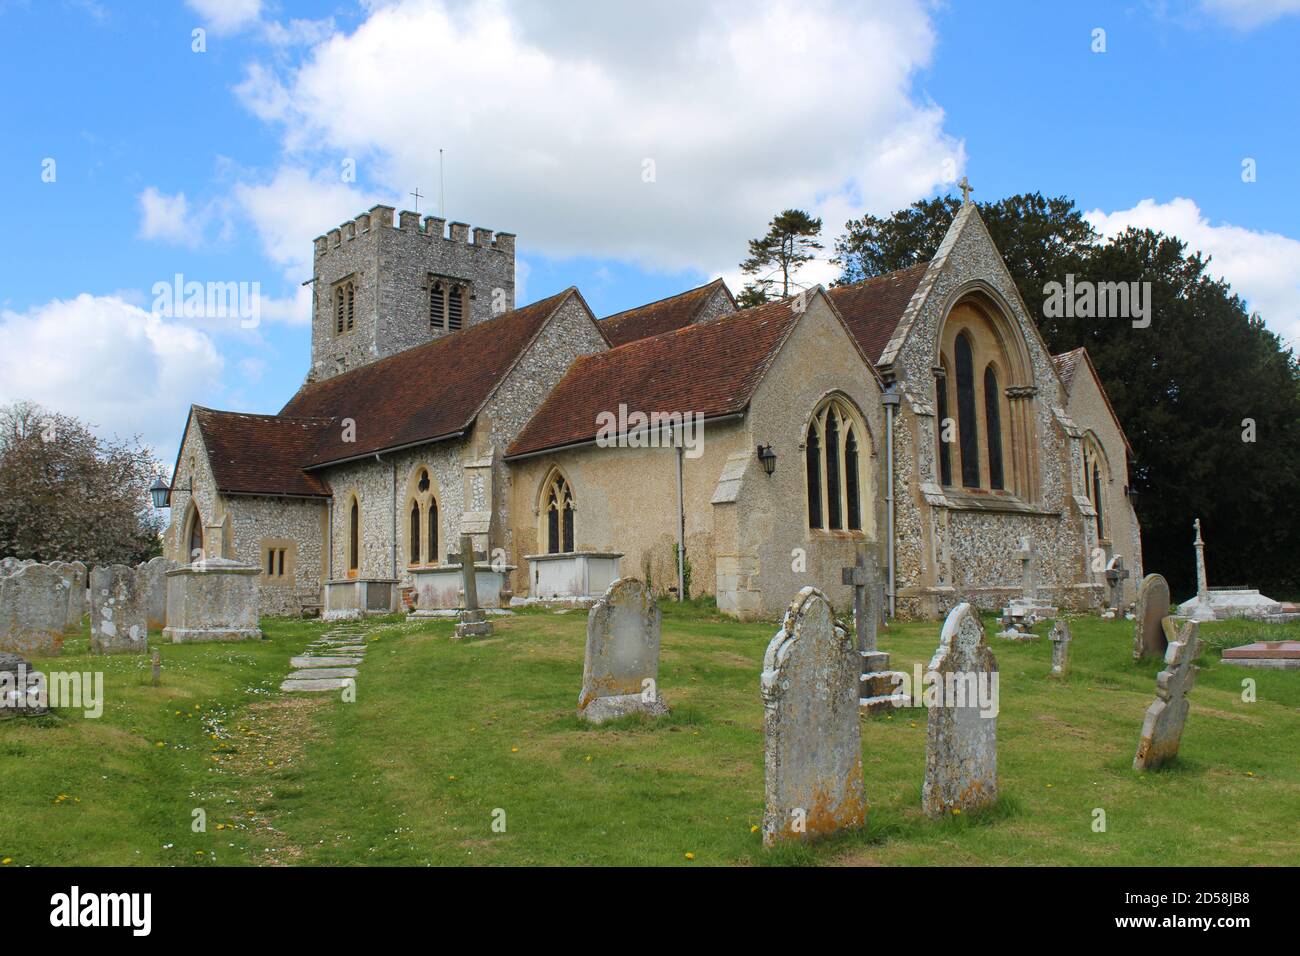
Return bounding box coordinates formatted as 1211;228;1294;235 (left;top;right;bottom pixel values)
280;621;373;693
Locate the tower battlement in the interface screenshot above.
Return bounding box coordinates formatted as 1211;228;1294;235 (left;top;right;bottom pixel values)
309;204;516;382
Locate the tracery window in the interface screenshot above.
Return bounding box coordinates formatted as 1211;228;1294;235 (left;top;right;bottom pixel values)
542;470;575;554
806;396;866;532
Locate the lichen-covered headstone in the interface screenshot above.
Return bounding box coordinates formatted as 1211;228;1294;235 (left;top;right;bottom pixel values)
1133;573;1170;660
922;602;999;819
1048;619;1071;677
49;562;85;632
0;564;69;655
1133;618;1199;771
760;587;865;847
577;577;666;723
90;565;148;655
139;556;169;631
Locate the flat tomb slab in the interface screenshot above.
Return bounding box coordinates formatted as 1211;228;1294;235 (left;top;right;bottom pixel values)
1222;641;1300;660
289;655;363;668
286;667;359;680
280;678;354;693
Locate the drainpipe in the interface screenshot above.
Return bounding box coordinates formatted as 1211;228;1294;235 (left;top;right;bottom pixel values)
676;439;685;602
327;497;334;582
882;384;900;619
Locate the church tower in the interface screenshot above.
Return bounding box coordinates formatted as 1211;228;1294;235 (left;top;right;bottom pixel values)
309;204;516;381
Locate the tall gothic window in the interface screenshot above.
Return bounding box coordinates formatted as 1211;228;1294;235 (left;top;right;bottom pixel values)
1083;435;1108;542
984;365;1004;490
1092;463;1105;540
186;504;203;561
348;498;360;573
409;502;421;565
542;471;575;554
427;498;439;564
806;396;866;532
334;281;355;336
954;333;980;488
936;365;952;487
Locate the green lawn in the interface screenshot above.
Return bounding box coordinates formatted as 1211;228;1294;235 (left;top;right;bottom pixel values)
1;604;1297;866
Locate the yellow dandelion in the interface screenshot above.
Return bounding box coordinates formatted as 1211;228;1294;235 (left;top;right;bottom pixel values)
750;825;759;833
510;747;519;753
155;741;165;748
1;858;10;865
448;774;457;781
1246;771;1255;777
684;852;695;860
584;755;592;763
952;808;962;816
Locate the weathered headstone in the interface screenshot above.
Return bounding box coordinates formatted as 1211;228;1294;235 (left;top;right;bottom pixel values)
0;652;48;718
760;587;865;847
90;564;148;655
1133;573;1170;660
1133;618;1199;770
452;534;492;639
0;564;69;655
577;577;667;723
922;603;999;818
139;556;169;631
49;562;85;632
1048;619;1071;677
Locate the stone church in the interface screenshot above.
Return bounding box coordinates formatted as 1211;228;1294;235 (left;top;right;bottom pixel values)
163;198;1142;620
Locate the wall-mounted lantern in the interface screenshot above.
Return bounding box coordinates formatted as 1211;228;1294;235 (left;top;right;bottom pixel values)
150;476;171;510
757;443;777;476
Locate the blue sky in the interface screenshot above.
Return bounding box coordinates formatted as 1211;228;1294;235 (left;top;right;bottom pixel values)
1;0;1297;464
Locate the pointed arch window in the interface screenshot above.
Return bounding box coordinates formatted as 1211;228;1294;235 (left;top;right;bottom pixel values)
1092;463;1105;540
806;396;867;533
348;498;360;574
543;472;575;554
409;501;421;565
428;498;439;564
448;284;465;330
185;504;204;562
954;332;980;488
334;281;355;336
429;280;446;329
984;365;1004;490
1082;434;1109;542
935;365;952;487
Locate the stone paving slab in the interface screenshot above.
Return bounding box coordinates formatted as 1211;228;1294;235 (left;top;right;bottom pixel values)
289;655;363;668
312;645;367;654
286;667;359;680
280;678;354;693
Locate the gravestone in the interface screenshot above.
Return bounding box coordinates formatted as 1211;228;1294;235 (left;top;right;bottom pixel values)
1133;618;1199;770
760;587;865;847
1048;619;1071;677
139;556;169;631
922;603;999;818
577;577;667;723
0;564;69;655
89;565;148;655
843;548;907;714
1133;573;1170;660
0;652;48;718
49;562;85;632
452;534;492;639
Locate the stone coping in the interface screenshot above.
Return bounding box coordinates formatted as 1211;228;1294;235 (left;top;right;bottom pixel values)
939;491;1060;517
325;577;399;585
523;551;624;562
166;558;260;576
407;564;517;573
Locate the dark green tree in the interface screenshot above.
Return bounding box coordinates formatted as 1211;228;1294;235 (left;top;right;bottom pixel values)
739;209;823;306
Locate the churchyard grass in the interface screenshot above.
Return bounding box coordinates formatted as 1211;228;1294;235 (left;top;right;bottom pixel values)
1;605;1296;866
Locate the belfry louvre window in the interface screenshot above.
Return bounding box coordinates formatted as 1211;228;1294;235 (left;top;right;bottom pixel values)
429;277;468;331
334;281;355;336
806;396;866;533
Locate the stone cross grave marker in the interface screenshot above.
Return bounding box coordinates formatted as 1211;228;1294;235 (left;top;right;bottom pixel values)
841;545;878;653
1133;573;1170;661
922;602;999;819
452;534;492;639
1133;618;1199;770
760;587;865;847
578;577;667;724
1048;619;1071;677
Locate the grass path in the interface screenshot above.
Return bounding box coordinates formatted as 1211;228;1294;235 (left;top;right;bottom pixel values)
1;606;1296;866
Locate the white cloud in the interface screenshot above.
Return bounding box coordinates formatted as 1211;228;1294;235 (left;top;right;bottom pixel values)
187;0;262;35
138;187;199;247
1086;197;1300;347
234;0;963;278
1201;0;1300;29
0;294;224;457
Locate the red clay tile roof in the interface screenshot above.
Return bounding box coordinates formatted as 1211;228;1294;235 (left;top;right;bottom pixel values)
600;279;733;347
826;262;930;364
191;407;332;498
507;296;801;458
281;289;577;467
